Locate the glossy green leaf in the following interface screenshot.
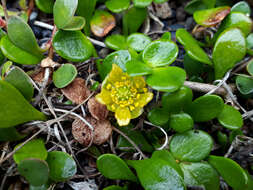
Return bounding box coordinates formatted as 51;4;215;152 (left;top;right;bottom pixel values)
162;86;193;113
170;130;213;162
104;186;126;190
13;139;48;164
127;33;151;52
53;30;94;62
127;157;186;190
5;66;34;101
76;0;97;35
246;33;253;55
7;16;43;58
97;50;131;80
229;129;243;144
97;154;137;182
176;29;212;65
0;35;42;65
126;60;152;76
123;7;147;35
146;67;186;92
247;59;253;76
213;28;246;79
142;40;178;67
53;0;78;29
151;150;184;177
208;156;248;190
183;53;205;77
217;104;243;130
185;95;224;122
236;74;253;95
35;0;54;13
218;12;252;36
147;107;169;126
133;0;152;8
161;32;172;41
0;80;46;128
53;64;77;88
0;127;24;141
105;0;130;13
90;10;115;37
169;113;194;133
153;0;168;3
61;16;86;31
180;162;220;190
231;1;251;15
116;124;154;153
18;158;49;186
30;184;49;190
105;34;127;50
1;61;12;78
46;151;77;182
193;6;230;27
184;0;208;14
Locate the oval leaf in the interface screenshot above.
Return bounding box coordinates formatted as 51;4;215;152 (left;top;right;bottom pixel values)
147;107;169;126
169;113;194;133
142;40;178;67
105;0;130;13
53;30;94;62
185;95;224;122
46;151;77;182
146;67;186;92
127;33;151;52
105;34;127;50
236;74;253;95
213;28;246;79
247;59;253;76
231;1;251;15
97;154;137;182
35;0;54;14
53;64;77;88
133;0;152;8
170;130;213;162
126;60;152;76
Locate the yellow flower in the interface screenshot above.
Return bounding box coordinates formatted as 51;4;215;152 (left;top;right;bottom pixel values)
96;64;153;126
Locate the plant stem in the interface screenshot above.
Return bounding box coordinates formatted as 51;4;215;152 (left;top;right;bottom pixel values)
1;0;8;21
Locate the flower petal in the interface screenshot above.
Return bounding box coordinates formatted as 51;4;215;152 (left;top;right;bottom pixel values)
132;76;146;89
131;107;143;119
137;92;153;107
96;89;112;105
115;107;131;126
107;64;125;83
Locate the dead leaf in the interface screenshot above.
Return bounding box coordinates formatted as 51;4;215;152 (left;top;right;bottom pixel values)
30;68;52;85
88;97;109;120
61;78;91;104
41;57;59;68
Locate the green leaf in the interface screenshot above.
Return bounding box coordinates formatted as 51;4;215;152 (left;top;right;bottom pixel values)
247;59;253;76
13;139;48;164
1;61;12;78
151;150;184;177
105;0;130;13
123;7;147;35
53;64;77;88
97;154;137;182
104;186;126;190
142;40;178;67
46;151;77;182
176;29;212;65
213;28;246;79
7;16;43;58
126;60;152;76
208;156;248;190
146;67;186;92
185;95;224;122
147;107;169;126
76;0;97;35
53;30;94;62
30;184;49;190
61;16;86;31
97;50;131;80
18;158;49;186
35;0;54;13
5;66;34;101
116;124;154;153
184;0;208;14
183;53;205;77
0;35;42;65
0;80;46;128
169;113;194;133
127;157;186;190
105;34;127;50
53;0;78;29
0;127;24;142
193;6;230;27
90;10;115;37
218;12;252;36
133;0;152;8
161;32;172;41
246;33;253;55
162;86;193;113
180;162;220;190
170;130;213;162
127;33;151;52
236;74;253;95
217;104;243;130
231;1;251;15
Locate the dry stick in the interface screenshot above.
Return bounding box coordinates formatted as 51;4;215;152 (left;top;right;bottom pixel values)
112;126;147;159
27;0;34;18
1;0;8;20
